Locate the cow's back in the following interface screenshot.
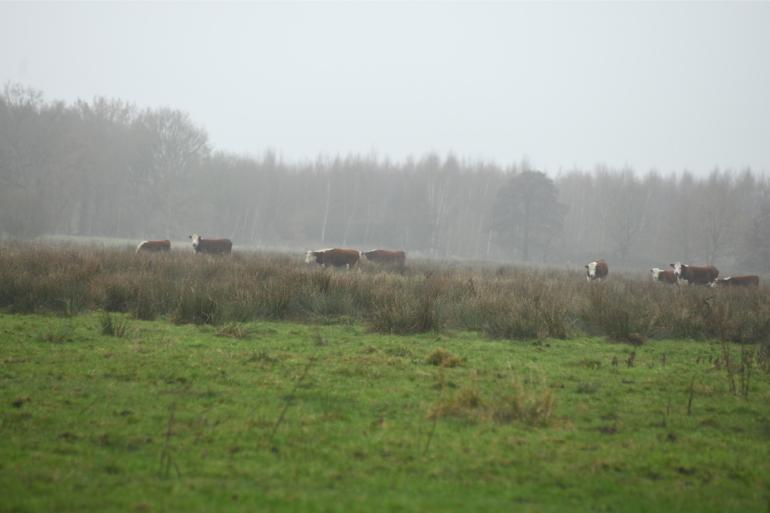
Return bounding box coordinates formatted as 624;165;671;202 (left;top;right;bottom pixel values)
715;275;759;287
684;265;719;285
136;240;171;253
320;248;359;267
197;238;233;255
364;249;406;266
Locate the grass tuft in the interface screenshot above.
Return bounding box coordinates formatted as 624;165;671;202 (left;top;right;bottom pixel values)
426;348;463;368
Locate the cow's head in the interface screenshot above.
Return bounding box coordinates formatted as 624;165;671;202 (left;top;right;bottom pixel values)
305;250;319;264
670;262;684;277
189;234;201;250
585;261;598;281
650;268;663;281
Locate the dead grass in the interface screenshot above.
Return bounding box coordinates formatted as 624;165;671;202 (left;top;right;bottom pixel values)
426;348;463;368
2;242;770;343
428;378;557;427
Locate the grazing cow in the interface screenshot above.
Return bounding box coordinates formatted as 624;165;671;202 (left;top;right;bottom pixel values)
650;268;678;284
362;249;406;267
670;262;719;286
585;259;609;281
305;248;360;268
136;239;171;253
712;275;759;288
189;234;232;255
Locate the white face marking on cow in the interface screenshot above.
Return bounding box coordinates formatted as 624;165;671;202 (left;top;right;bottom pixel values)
190;234;201;249
305;251;316;264
586;261;597;280
650;268;662;281
671;262;683;277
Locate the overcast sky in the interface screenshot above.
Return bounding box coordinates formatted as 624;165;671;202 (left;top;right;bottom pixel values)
2;1;769;175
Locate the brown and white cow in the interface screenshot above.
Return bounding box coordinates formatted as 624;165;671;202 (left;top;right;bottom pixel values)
136;239;171;253
712;275;759;288
189;234;232;255
362;249;406;267
585;259;609;281
670;262;719;286
650;267;678;284
305;248;360;268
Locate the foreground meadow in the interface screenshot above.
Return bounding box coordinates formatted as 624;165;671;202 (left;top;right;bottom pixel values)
2;312;769;512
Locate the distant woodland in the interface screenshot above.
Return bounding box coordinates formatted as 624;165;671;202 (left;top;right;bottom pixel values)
2;83;769;271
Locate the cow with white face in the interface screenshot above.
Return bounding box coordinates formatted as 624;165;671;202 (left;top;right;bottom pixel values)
670;262;719;286
585;259;608;281
189;234;233;255
305;248;360;269
650;267;678;284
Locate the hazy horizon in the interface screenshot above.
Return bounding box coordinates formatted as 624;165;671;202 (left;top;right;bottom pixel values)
2;1;770;175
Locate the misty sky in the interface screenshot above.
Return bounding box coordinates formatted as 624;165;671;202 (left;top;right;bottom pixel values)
2;1;769;175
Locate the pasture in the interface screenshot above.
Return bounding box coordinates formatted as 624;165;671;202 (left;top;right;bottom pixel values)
2;313;769;512
1;244;770;511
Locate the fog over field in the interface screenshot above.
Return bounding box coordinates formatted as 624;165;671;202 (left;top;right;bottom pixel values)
1;2;770;269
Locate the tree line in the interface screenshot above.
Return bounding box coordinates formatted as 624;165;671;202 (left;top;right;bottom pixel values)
1;83;769;272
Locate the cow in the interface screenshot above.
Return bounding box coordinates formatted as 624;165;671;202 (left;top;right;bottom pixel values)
189;234;232;255
362;249;406;267
670;262;719;286
135;239;171;253
712;275;759;288
585;259;609;281
305;248;360;269
650;267;678;284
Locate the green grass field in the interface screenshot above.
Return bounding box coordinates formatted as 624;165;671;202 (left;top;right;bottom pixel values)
2;312;769;512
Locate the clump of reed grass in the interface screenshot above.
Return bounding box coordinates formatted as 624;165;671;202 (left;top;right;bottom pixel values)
492;378;557;427
99;312;128;337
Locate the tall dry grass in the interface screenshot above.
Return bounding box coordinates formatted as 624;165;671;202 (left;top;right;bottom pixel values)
2;242;770;343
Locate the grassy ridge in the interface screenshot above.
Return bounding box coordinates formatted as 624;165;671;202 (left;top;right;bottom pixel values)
1;243;770;343
1;313;769;512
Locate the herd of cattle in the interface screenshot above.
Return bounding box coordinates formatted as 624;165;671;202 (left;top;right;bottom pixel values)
135;236;406;266
135;235;232;255
585;259;760;287
135;238;759;287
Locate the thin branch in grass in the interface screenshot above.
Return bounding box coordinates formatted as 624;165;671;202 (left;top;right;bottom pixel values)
687;377;695;416
424;369;446;455
159;402;181;478
267;359;315;450
721;340;737;395
740;347;754;399
77;396;101;417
